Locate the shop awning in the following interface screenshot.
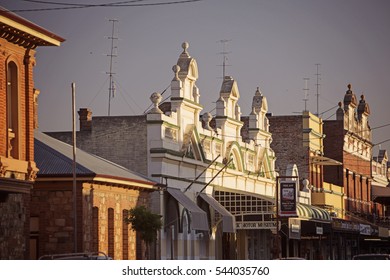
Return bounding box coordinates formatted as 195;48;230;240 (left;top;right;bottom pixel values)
372;185;390;203
199;193;236;233
167;188;209;231
310;155;342;166
297;204;331;221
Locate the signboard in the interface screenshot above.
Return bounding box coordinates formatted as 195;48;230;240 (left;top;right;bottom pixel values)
332;219;360;232
359;224;372;236
236;221;276;229
279;181;297;217
316;226;323;235
289;218;301;240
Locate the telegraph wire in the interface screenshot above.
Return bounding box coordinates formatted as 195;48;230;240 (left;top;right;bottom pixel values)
21;0;144;6
114;78;143;113
12;0;202;12
87;75;110;107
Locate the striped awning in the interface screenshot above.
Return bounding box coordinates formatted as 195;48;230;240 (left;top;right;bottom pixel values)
297;204;331;221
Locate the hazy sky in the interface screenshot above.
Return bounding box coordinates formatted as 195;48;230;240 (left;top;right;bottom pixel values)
4;0;390;153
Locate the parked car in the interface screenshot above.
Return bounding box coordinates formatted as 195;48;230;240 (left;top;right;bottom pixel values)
274;257;306;260
352;254;390;260
39;252;112;260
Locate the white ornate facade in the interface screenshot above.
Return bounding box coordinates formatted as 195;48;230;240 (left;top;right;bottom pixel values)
147;43;277;259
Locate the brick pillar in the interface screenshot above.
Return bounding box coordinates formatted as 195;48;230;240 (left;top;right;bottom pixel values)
24;49;36;162
78;108;92;131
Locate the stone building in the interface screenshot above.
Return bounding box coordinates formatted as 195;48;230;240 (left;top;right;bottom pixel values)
267;111;342;259
0;7;64;259
323;85;373;218
372;150;390;222
32;131;158;259
48;42;278;260
323;84;390;257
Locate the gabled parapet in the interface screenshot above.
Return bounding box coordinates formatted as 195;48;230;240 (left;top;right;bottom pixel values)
171;42;200;104
339;84;371;142
146;42;277;183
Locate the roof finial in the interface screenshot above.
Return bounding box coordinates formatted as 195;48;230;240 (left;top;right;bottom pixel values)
149;92;163;114
255;87;262;96
172;65;180;81
182;42;189;54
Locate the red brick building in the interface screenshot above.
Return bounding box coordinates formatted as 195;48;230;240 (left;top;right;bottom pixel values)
0;7;64;259
32;132;159;259
323;84;373;218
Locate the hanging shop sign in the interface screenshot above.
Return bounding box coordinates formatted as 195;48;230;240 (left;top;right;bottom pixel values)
279;181;297;217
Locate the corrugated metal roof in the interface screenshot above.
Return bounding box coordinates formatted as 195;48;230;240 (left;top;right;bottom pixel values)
35;131;156;185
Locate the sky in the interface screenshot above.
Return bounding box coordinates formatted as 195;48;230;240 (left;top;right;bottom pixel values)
4;0;390;153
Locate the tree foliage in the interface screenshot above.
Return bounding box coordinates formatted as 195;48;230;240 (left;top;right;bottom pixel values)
124;206;162;245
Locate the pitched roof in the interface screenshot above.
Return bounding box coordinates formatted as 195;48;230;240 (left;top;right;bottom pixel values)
0;7;65;48
35;131;157;186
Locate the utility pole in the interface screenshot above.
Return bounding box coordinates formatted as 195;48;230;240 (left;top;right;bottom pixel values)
107;19;118;116
71;82;77;253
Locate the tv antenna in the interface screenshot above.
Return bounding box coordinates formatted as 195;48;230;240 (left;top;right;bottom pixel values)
315;63;321;117
303;78;309;111
106;19;119;116
217;39;231;79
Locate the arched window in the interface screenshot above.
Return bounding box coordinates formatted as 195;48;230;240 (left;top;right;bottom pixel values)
7;61;19;158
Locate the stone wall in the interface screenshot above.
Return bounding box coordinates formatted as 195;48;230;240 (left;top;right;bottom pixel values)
31;180;151;259
30;183;75;257
0;193;29;259
268;115;309;179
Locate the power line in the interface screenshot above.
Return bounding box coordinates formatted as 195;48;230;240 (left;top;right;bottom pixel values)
114;78;143;113
21;0;143;6
12;0;202;12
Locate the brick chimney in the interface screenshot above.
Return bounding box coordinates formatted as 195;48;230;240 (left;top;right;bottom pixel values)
78;108;92;131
